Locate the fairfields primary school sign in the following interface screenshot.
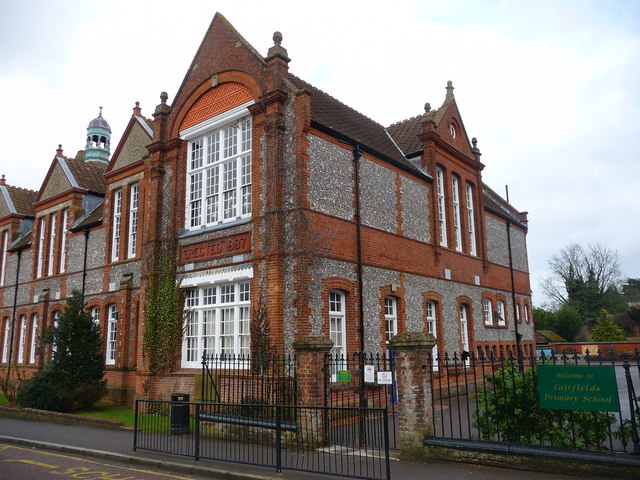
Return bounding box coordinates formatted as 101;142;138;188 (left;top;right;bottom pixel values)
537;365;620;412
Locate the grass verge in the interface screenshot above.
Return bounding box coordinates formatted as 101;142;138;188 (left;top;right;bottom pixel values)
77;405;135;428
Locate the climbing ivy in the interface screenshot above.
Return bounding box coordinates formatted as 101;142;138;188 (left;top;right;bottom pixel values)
144;239;184;375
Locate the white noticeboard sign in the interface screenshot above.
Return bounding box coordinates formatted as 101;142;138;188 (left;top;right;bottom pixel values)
364;365;375;383
377;371;393;385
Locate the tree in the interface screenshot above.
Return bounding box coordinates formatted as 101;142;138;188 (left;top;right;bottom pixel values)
532;307;556;331
17;291;106;412
621;278;640;304
554;305;583;342
590;309;626;342
540;243;625;323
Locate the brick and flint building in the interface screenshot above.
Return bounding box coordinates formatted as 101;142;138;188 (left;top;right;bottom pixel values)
0;13;534;402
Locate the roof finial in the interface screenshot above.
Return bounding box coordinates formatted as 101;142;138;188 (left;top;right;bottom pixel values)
267;31;290;61
133;101;142;116
0;174;5;186
424;103;431;113
56;144;63;157
99;106;103;117
446;80;454;99
160;92;168;104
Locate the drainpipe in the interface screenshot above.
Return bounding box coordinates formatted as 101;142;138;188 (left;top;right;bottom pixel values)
6;250;22;383
81;229;90;304
352;145;365;353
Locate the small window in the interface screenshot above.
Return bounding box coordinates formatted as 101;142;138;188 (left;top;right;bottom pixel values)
29;314;38;364
450;123;456;138
384;297;398;343
483;299;493;326
497;300;506;326
91;306;100;326
106;305;118;365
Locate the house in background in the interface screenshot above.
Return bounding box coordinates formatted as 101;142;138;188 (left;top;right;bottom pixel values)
0;13;533;402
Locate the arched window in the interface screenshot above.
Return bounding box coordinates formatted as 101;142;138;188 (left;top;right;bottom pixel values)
426;301;439;369
17;315;27;363
106;305;118;365
483;299;493;326
329;291;347;360
384;297;398;344
29;314;38;364
460;304;470;356
497;300;506;326
1;318;9;363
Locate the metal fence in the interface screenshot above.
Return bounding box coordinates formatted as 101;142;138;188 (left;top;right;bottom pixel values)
428;349;640;454
200;353;296;406
324;352;398;449
134;399;390;480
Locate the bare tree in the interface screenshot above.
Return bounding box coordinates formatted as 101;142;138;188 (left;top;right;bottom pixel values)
540;243;622;318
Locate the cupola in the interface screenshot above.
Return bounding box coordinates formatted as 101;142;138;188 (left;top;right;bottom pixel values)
85;107;111;163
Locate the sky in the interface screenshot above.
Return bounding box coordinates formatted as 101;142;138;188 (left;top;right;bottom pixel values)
0;0;638;306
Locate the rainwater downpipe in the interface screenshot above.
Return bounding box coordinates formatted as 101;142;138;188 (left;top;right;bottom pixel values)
506;220;523;367
352;145;365;353
6;250;22;382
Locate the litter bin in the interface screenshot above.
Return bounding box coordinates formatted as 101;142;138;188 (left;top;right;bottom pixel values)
170;393;190;435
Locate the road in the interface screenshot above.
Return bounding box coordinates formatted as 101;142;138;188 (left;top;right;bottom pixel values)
0;443;216;480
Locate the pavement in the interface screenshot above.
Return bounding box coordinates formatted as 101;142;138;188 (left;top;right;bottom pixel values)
0;416;626;480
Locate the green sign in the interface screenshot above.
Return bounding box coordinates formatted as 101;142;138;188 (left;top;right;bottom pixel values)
537;365;619;412
337;370;351;382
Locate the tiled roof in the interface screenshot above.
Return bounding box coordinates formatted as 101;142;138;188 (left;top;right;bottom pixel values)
482;185;527;228
288;75;426;177
386;116;423;156
72;203;103;231
65;157;107;195
5;185;37;216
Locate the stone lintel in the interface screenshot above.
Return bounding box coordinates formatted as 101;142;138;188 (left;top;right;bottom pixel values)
293;336;334;354
389;331;436;352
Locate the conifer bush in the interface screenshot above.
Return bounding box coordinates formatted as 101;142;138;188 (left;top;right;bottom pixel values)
18;291;106;412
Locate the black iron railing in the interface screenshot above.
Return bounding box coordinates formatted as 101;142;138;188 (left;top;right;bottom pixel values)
428;349;640;454
200;353;296;406
134;399;390;480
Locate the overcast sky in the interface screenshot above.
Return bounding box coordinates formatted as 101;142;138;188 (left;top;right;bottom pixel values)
1;0;638;306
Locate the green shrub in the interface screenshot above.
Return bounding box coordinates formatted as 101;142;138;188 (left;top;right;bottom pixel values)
473;362;616;449
17;371;70;412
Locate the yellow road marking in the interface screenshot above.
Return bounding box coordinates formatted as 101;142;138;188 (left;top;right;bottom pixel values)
0;458;58;468
0;443;198;479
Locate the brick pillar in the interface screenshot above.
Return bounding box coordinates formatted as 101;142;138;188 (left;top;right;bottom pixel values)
293;336;333;445
389;331;436;456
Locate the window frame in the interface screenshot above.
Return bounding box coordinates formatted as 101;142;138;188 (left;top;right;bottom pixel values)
384;296;398;344
0;230;8;286
36;217;46;278
17;315;26;363
452;176;462;251
426;300;439;369
483;299;493;326
111;189;122;262
436;167;448;247
47;212;57;276
127;183;139;259
1;318;9;363
29;313;38;364
497;300;507;326
181;280;251;368
465;183;477;256
59;209;68;273
182;105;253;232
106;304;118;365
